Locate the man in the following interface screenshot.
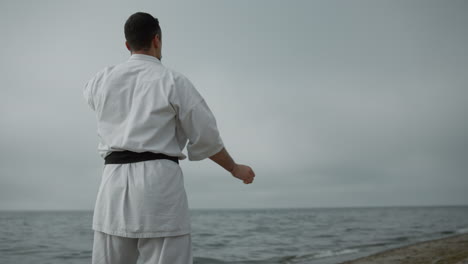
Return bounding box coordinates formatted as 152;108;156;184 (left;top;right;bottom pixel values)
83;12;255;264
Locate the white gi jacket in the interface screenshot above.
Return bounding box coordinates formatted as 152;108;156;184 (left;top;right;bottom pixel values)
83;54;224;238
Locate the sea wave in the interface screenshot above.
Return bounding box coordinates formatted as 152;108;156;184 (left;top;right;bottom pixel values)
194;248;361;264
194;256;226;264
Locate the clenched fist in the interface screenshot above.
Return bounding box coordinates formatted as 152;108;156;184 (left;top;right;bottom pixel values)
230;164;255;184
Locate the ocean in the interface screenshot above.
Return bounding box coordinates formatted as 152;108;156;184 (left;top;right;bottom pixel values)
0;206;467;264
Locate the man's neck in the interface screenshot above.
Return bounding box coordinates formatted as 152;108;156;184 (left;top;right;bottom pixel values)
131;51;161;60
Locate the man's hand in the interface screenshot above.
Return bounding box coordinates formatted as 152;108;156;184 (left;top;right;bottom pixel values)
209;147;255;184
230;164;255;184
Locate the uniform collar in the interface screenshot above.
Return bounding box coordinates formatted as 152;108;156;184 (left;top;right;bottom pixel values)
128;54;161;64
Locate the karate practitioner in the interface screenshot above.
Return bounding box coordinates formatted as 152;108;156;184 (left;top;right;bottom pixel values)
83;12;255;264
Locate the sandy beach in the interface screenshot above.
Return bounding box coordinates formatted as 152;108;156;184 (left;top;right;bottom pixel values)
340;233;468;264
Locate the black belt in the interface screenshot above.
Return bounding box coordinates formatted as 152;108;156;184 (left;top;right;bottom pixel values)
104;150;179;165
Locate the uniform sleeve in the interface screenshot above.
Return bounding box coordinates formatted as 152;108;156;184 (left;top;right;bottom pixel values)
179;99;225;161
170;72;225;161
83;68;107;111
83;79;96;111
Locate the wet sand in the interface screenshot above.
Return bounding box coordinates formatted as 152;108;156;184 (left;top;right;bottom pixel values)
340;233;468;264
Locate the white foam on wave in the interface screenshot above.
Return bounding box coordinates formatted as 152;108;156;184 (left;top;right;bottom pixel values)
314;248;360;258
456;227;468;234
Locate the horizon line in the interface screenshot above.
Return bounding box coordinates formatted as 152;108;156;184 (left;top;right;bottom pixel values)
1;203;467;212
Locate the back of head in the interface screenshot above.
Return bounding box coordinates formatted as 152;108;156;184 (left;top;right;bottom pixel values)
124;12;161;52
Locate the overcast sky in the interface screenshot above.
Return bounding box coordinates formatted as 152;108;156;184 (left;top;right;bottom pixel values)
0;0;467;210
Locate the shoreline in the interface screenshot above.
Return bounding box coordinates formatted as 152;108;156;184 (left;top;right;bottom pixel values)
339;233;468;264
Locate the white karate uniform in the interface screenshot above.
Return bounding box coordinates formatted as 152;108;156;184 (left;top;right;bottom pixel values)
92;230;192;264
83;54;224;263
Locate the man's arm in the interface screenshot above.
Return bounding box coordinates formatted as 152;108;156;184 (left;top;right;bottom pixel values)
169;72;255;183
209;147;255;184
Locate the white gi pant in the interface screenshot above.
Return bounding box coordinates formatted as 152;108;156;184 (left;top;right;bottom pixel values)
92;230;193;264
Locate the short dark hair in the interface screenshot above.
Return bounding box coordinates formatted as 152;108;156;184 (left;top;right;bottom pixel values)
124;12;161;51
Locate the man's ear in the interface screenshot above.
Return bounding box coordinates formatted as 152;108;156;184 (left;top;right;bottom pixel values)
125;41;131;51
153;34;161;49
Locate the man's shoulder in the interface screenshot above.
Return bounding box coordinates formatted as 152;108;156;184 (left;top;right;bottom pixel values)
166;68;200;93
88;64;119;82
163;67;188;82
164;68;203;106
